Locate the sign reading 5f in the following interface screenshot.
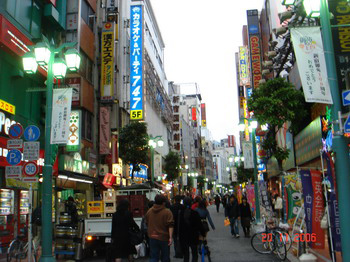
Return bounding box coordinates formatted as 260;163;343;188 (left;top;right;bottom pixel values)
130;5;143;120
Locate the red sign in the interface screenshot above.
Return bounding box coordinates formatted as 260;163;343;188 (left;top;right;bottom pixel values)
228;135;235;147
310;170;325;249
23;161;38;177
192;107;197;121
102;173;116;188
8;124;23;139
249;35;262;89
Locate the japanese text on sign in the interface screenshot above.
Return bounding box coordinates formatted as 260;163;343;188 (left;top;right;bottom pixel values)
130;5;143;120
23;141;40;161
101;22;115;101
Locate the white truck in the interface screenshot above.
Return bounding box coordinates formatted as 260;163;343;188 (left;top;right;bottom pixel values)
81;184;161;257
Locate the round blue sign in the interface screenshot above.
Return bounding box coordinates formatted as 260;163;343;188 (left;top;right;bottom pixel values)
9;124;23;139
24;125;40;141
6;149;22;166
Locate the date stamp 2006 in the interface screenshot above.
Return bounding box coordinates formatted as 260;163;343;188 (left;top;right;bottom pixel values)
262;233;317;243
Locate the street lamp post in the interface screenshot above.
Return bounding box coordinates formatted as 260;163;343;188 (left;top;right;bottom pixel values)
239;119;261;222
148;136;164;183
314;0;350;259
23;40;80;262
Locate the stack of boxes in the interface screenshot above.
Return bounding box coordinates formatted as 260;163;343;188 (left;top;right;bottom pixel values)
103;191;117;218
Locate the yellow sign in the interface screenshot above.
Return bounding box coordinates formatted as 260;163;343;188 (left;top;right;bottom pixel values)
202;120;206;127
0;99;15;115
130;110;143;120
101;22;115;100
243;99;249;141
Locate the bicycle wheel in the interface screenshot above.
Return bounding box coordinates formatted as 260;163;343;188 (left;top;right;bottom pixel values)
7;240;21;262
274;232;287;261
251;232;275;254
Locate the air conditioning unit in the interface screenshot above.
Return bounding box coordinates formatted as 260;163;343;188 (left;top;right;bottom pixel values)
273;27;288;36
262;69;271;75
263;60;273;67
259;79;266;84
267;51;277;58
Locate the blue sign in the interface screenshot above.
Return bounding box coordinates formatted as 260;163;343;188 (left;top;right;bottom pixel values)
9;124;23;139
130;5;143;120
6;149;22;165
342;90;350;106
129;164;148;179
249;25;258;34
344;115;350;133
246;88;252;98
24;125;40;141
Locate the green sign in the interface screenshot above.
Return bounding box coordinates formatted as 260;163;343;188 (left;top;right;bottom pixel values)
59;155;91;176
66;110;81;152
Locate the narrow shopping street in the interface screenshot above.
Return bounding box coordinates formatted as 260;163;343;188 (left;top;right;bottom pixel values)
81;204;285;262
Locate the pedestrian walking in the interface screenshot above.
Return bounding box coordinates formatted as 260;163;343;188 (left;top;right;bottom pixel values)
111;198;140;262
191;196;202;210
225;195;240;238
222;194;228;209
170;195;185;258
179;197;206;262
195;199;215;250
65;196;78;225
145;194;174;262
214;195;221;213
239;197;252;237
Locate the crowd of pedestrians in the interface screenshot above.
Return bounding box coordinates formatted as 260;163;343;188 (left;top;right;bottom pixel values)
109;192;255;262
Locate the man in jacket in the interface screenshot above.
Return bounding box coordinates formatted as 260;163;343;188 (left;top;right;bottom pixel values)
179;197;206;262
145;194;174;262
225;195;240;238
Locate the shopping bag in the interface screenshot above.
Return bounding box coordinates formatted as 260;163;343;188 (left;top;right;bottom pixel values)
224;218;230;227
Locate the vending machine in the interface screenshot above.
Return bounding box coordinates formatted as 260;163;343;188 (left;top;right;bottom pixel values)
0;189;15;250
18;190;29;238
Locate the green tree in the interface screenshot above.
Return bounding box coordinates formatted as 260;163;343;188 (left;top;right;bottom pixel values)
236;162;254;183
247;78;307;169
119;121;149;179
164;151;181;181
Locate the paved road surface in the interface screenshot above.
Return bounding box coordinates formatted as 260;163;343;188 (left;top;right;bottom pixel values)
70;204;287;262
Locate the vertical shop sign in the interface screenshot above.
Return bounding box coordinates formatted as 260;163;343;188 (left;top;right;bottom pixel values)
247;10;262;89
310;170;325;249
323;152;342;251
66;110;81;152
130;5;143;120
201;103;207;127
99;107;111;155
65;78;81;106
246;185;256;212
51;88;72;144
329;0;350;113
191;107;197;121
239;46;250;86
300;170;313;235
290;27;333;104
242;142;254;168
101;22;115;102
154;154;162;179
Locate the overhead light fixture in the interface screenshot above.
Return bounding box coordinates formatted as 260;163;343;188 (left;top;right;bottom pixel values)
34;42;51;66
22;52;38;74
238;123;246;132
250;120;258;129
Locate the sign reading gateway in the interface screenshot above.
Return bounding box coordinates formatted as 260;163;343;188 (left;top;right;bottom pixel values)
130;5;143;120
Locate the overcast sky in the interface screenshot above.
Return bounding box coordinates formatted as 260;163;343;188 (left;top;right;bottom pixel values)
150;0;264;142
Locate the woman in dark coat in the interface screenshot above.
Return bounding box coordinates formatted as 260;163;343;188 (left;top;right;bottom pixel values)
239;197;252;237
111;199;139;262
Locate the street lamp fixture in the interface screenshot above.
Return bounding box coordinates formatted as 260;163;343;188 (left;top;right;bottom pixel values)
64;48;81;71
238;122;245;132
23;52;38;74
52;58;68;79
226;167;230;172
34;42;51;66
229;157;234;163
303;0;320;17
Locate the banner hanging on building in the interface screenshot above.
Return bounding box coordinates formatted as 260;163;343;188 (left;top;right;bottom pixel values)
284;173;303;225
130;5;143;120
242;142;254;169
66;110;81;152
246;185;255;212
300;170;313;236
239;46;250;86
101;22;115;102
310;170;325;249
290;27;333;104
227;135;235;147
323;152;342;251
99;107;111;155
51;88;72;144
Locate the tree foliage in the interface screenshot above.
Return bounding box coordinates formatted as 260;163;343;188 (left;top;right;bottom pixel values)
119;121;149;179
247;78;307;168
236;162;254;183
164;151;181;181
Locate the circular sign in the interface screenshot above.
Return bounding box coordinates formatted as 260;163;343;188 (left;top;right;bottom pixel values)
23;161;38;177
24;125;40;141
6;149;22;165
9;124;23;139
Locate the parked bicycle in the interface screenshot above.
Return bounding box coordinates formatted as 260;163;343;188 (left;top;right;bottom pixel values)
7;235;40;262
250;215;289;261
